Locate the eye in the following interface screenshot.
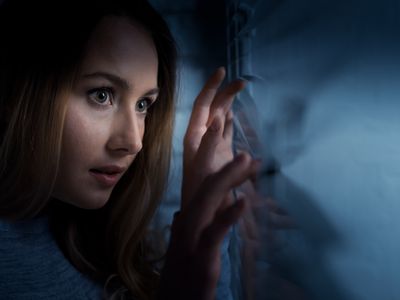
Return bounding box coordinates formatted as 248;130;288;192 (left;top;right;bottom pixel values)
136;98;153;114
87;87;114;105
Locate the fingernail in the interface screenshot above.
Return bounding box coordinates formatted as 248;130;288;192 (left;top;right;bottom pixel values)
213;66;225;77
238;78;248;85
236;77;248;84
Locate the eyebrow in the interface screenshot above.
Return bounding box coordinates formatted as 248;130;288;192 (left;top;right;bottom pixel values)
82;71;159;96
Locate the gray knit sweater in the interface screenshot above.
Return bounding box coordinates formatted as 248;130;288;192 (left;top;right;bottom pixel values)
0;215;233;300
0;215;103;299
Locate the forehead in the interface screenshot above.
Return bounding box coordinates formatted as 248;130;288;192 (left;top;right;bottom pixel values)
79;16;158;88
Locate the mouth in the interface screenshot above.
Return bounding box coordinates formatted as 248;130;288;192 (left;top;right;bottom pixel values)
90;169;121;175
89;167;125;187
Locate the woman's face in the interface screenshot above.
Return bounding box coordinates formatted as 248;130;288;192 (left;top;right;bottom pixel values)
52;16;159;209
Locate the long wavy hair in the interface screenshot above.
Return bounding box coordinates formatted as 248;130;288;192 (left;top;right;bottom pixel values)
0;0;177;298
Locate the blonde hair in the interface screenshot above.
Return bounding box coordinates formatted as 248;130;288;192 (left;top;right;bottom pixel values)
0;0;177;299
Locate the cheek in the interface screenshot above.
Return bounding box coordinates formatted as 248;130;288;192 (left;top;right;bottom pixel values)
61;106;106;166
141;119;146;139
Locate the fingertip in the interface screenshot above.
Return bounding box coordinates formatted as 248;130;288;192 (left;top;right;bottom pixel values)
226;110;234;121
232;78;247;90
235;151;251;164
238;79;247;89
217;66;226;74
226;79;246;95
214;66;226;81
204;67;226;90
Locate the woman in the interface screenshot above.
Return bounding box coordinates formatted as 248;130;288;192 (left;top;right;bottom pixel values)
0;0;258;299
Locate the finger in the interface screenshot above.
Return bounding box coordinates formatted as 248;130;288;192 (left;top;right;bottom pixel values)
265;197;289;215
206;79;246;127
195;115;223;173
240;203;261;241
182;116;224;209
186;153;260;234
223;110;234;140
268;212;298;229
181;117;222;208
198;198;246;256
185;67;226;142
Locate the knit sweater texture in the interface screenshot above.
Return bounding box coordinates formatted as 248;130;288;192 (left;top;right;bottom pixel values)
0;215;233;300
0;215;103;299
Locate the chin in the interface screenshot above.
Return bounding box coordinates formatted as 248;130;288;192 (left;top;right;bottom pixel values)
51;187;113;210
75;195;110;209
53;193;111;210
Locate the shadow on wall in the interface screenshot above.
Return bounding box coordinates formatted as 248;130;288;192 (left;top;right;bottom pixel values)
233;0;400;299
235;92;352;300
262;172;351;300
235;101;353;299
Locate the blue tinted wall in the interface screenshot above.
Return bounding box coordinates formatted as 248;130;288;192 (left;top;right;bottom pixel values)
228;0;400;299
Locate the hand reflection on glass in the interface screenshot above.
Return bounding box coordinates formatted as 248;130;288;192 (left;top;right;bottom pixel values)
237;179;308;300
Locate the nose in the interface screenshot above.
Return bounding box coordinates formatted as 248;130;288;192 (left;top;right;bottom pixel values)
107;108;143;155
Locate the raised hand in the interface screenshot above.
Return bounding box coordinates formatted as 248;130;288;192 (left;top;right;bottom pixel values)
158;153;260;300
158;68;252;300
181;67;246;210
